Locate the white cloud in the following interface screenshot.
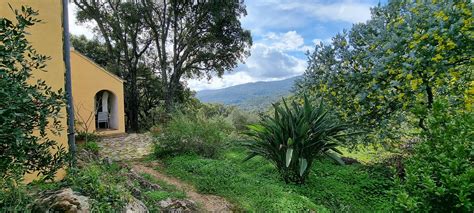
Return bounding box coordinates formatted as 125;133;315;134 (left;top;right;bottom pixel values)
242;0;373;35
276;1;372;23
312;38;332;45
189;39;307;91
68;3;95;39
188;72;256;91
67;1;371;92
241;43;306;78
263;31;304;51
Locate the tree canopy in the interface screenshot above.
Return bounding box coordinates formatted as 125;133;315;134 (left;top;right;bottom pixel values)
141;0;252;111
73;0;252;130
298;0;473;144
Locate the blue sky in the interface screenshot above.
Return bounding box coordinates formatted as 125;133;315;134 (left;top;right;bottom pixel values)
69;0;383;91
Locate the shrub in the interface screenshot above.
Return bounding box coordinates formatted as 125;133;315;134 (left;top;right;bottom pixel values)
394;101;474;211
0;6;66;181
0;179;32;212
243;96;352;184
228;109;259;131
199;103;234;118
154;113;233;158
83;141;100;155
64;164;131;211
75;131;101;143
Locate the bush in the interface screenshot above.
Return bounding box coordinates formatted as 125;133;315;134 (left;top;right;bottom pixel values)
394;101;474;211
83;141;100;154
154;113;233;158
64;164;131;211
228;109;259;131
0;5;66;181
75;131;101;143
243;96;352;184
0;179;32;212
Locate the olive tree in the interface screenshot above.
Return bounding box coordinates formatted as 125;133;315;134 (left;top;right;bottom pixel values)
298;0;473;144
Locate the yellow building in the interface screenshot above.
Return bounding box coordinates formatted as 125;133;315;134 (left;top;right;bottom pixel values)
71;49;126;136
1;1;126;182
1;1;69;182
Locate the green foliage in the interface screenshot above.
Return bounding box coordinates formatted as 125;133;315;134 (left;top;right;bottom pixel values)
298;0;474;143
190;102;259;131
302;159;394;212
139;172;187;212
244;96;351;184
0;179;32;212
75;131;101;142
70;35;112;68
394;101;474;212
197;103;235;118
143;191;170;201
228;108;259;131
64;164;131;211
76;132;101;155
82;141;100;154
140;173;186;199
71;34;167;131
137;66;165;130
196;76;300;111
0;5;66;181
154;112;233;158
163;147;394;212
0;159;190;212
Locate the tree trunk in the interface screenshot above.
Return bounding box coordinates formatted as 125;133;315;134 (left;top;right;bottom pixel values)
127;68;140;132
426;84;434;109
418;78;434;131
164;81;176;113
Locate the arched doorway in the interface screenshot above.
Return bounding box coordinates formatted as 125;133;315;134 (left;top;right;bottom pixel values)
95;90;119;131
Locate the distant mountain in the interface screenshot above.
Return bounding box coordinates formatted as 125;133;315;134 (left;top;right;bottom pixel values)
196;76;301;110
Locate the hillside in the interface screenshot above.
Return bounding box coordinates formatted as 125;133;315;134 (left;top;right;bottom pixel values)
196;76;300;110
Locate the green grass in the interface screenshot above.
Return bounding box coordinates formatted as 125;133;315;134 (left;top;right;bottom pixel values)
140;173;186;200
2;161;189;212
340;145;395;164
160;146;395;212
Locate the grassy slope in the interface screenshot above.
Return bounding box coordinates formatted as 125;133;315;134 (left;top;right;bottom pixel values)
158;147;395;212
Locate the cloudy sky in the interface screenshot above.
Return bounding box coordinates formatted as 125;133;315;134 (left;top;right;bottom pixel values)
69;0;383;91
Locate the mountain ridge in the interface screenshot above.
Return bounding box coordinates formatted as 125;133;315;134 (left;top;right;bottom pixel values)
196;76;301;110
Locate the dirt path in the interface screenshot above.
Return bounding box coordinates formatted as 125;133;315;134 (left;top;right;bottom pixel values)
131;161;234;212
98;133;233;211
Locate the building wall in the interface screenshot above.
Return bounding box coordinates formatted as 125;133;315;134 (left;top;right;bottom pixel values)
70;50;126;135
1;1;69;182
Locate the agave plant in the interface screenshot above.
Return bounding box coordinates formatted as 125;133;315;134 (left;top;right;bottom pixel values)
243;95;352;184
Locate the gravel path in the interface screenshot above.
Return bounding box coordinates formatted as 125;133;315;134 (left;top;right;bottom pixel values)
98;133;154;161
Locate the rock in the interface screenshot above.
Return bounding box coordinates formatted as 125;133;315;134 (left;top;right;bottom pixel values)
125;179;143;198
341;157;360;165
30;188;90;213
76;149;99;168
122;197;148;213
158;198;198;212
102;156;113;165
126;169;161;191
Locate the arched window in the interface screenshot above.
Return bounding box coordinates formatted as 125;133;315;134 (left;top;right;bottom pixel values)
94;90;119;131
